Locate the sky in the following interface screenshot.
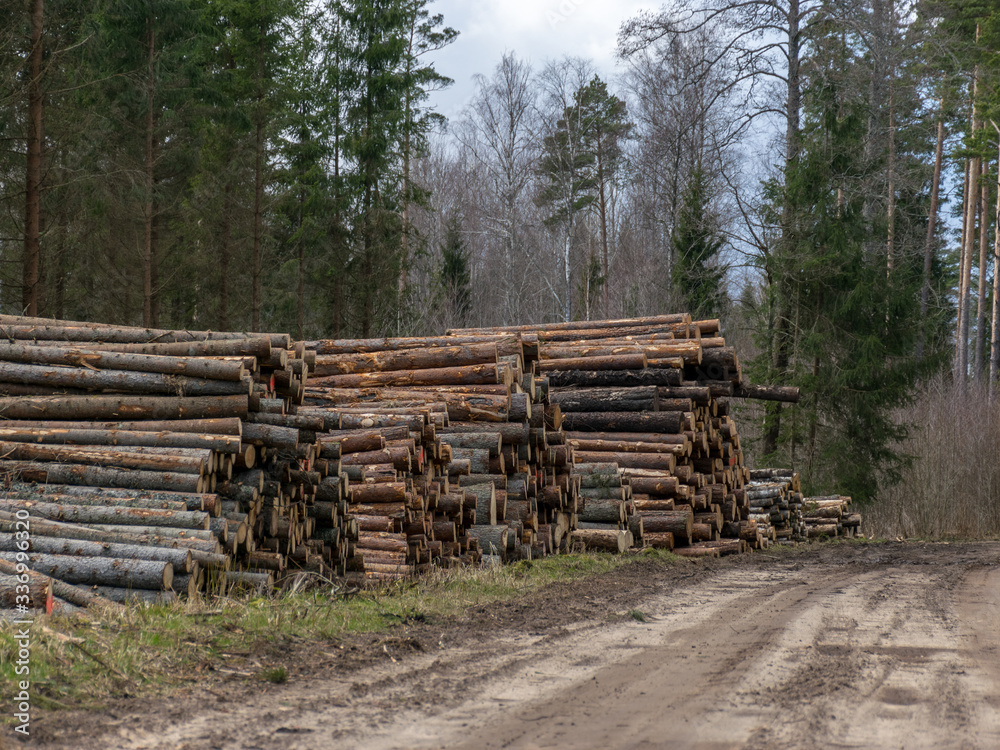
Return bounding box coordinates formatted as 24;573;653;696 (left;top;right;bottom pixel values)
426;0;661;121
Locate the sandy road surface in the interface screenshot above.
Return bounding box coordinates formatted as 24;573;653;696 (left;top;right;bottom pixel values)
25;542;1000;750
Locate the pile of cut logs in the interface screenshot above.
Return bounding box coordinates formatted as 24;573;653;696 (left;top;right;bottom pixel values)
0;312;859;610
0;314;337;613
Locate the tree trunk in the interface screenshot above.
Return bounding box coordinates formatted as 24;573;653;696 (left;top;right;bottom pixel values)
143;17;157;327
23;0;44;317
975;159;989;377
919;113;945;360
991;124;1000;393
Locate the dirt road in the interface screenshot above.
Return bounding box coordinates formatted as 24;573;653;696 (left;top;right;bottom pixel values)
27;541;1000;749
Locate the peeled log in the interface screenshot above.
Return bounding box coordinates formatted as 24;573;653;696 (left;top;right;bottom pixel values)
0;551;171;590
566;438;685;456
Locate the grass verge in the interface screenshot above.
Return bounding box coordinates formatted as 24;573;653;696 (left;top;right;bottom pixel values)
0;549;678;716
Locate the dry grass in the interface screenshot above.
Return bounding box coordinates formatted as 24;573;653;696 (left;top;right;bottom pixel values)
866;375;1000;539
0;550;677;715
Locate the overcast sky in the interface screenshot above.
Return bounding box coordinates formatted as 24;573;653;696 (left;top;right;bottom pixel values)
427;0;661;121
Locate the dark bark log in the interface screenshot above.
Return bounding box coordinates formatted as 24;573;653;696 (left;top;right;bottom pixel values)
310;363;506;388
544;369;681;388
537;353;646;372
733;382;800;403
560;412;686;433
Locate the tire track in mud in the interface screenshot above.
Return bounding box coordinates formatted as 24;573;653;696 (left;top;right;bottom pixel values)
26;543;1000;750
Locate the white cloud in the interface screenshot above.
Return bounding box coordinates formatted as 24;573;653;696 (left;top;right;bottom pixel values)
428;0;659;119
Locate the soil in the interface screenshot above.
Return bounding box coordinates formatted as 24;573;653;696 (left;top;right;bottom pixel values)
14;540;1000;749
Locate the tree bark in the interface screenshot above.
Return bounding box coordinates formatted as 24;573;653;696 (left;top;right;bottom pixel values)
920;113;945;360
0;551;171;590
23;0;44;317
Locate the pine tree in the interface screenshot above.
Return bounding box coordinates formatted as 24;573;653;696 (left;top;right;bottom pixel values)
671;168;727;319
439;215;471;326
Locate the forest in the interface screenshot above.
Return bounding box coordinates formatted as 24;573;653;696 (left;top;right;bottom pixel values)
0;0;998;529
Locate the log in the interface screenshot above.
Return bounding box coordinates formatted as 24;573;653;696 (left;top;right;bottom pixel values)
0;536;193;573
310;363;506;388
0;318;288;346
577;498;625;524
572;450;676;471
0;443;208;475
463;484;497;526
312;343;498;377
0;342;246;381
560;412;687;434
0;461;205;493
0;558;122;610
641;511;693;544
0;394;249;421
305;334;521;356
0;573;53;613
550;387;658;413
536;353;646;372
0;361;251;396
569;528;631;553
0;552;172;590
0;427;241;453
734;382;801;403
643;531;674;550
468;524;508;556
0;418;243;435
545;369;682;388
0;500;210;530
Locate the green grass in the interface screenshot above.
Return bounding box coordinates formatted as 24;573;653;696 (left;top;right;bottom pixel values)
0;550;680;715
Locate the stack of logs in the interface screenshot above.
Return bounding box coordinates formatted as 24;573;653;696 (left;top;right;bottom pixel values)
0;312;859;610
745;469;860;542
0;314;330;612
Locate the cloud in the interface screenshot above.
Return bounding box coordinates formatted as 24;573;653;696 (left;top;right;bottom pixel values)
428;0;658;119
